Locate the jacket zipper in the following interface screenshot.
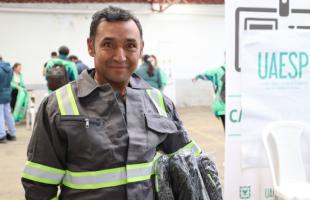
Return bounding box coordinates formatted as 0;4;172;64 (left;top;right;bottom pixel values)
85;118;90;129
60;116;101;128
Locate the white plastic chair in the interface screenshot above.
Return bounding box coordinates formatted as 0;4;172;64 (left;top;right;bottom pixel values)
262;121;310;200
26;93;37;131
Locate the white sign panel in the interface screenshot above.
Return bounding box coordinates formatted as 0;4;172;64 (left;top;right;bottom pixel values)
225;0;310;199
241;31;310;169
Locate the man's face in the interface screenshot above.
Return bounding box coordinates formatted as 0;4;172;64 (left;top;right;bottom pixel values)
87;20;144;85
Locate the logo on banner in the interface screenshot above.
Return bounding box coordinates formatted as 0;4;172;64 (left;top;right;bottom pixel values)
258;51;309;80
240;186;251;199
265;187;275;199
234;0;310;73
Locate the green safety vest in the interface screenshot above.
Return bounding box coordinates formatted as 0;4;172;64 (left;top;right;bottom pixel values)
22;83;201;198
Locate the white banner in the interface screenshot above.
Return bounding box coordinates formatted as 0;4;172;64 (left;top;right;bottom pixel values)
225;0;310;199
241;31;310;169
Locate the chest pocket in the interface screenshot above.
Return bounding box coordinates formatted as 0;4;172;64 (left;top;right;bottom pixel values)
55;84;113;164
145;114;177;134
58;116;112;163
145;113;178;152
146;89;177;148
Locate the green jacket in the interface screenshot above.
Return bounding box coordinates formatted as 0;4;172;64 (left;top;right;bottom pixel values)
135;64;167;90
11;72;28;122
11;73;26;89
195;66;225;117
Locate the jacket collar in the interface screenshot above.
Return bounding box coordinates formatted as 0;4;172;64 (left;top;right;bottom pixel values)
76;69;152;98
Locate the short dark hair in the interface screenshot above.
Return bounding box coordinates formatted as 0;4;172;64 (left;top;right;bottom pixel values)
68;55;78;61
51;51;57;57
142;54;150;63
58;46;70;56
89;6;143;41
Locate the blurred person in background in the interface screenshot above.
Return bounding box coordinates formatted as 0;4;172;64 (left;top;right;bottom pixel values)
46;46;78;81
45;46;78;91
0;55;16;143
135;54;167;91
51;51;58;59
42;51;58;77
11;62;28;122
68;54;89;74
192;65;225;129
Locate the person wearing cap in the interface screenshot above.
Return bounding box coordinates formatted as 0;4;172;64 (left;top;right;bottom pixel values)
21;6;201;199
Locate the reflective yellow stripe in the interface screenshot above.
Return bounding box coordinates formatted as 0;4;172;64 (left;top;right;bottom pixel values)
147;89;167;117
22;173;60;185
22;161;65;185
66;84;79;115
63;179;128;190
159;94;166;114
61;141;200;190
56;89;66;115
23;146;200;190
65;166;126;177
25;161;65;174
55;83;79;116
63;160;156;190
168;140;202;157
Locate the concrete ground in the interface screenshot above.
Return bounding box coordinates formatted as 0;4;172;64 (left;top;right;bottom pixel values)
0;106;225;200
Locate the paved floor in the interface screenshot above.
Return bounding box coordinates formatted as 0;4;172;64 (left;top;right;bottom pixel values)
0;106;225;200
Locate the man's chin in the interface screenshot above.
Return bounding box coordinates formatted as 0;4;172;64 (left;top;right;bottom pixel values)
109;76;130;84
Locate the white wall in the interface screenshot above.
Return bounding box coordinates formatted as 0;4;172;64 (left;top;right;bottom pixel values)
0;3;224;106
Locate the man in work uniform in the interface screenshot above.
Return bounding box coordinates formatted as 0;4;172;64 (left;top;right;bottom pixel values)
22;6;200;199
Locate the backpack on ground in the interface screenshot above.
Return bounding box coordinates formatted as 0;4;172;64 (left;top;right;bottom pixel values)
47;63;68;91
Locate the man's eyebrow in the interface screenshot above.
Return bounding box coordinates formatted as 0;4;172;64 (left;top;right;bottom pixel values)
126;38;138;43
102;37;114;41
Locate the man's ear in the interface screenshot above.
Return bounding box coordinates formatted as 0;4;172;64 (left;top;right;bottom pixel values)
87;38;95;57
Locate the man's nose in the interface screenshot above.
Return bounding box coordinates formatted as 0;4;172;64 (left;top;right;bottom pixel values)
113;48;126;63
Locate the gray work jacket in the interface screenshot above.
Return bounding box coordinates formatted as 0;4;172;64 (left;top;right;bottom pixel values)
22;69;192;200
